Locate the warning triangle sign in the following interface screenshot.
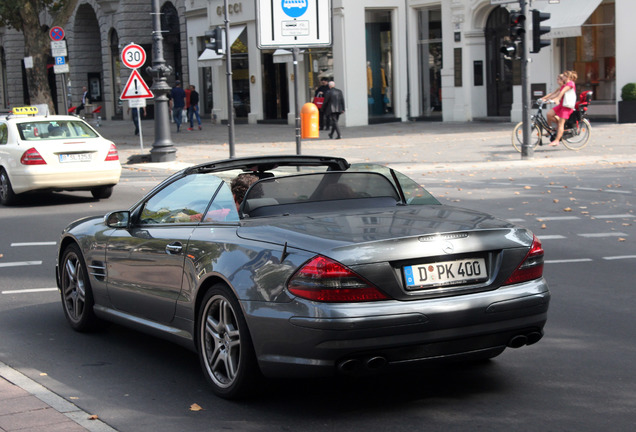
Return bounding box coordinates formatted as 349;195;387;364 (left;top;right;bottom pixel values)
120;69;154;100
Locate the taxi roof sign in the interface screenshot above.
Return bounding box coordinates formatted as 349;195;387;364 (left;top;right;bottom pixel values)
12;106;39;115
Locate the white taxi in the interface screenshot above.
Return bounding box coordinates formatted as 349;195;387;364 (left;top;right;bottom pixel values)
0;107;121;205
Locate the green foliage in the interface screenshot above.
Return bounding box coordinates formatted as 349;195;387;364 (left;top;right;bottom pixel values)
0;0;70;30
621;83;636;101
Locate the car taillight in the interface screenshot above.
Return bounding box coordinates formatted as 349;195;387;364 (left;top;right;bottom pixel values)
20;148;47;165
288;255;390;302
105;144;119;161
504;235;544;285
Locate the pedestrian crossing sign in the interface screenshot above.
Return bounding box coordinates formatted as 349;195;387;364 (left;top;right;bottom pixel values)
120;69;154;100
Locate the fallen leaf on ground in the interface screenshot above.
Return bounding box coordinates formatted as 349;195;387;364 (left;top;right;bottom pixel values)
190;403;203;412
88;415;99;420
563;208;572;212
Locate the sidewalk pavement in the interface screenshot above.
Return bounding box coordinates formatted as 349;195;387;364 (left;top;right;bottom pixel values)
2;117;634;432
0;361;116;432
99;117;636;175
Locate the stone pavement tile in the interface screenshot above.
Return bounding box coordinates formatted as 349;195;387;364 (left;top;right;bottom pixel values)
0;380;28;401
0;394;47;416
0;406;87;431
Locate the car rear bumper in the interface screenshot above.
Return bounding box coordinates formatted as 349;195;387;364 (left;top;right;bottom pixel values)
245;279;550;378
10;164;121;194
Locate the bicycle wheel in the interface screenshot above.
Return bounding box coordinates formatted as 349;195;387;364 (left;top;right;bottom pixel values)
562;118;591;150
512;122;541;152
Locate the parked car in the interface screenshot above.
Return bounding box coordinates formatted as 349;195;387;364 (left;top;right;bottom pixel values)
56;155;549;399
0;106;121;205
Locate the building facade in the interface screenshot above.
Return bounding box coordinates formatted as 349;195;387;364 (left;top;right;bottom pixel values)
0;0;189;120
1;0;632;127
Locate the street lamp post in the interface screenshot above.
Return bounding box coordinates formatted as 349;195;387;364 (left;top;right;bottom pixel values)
147;0;176;162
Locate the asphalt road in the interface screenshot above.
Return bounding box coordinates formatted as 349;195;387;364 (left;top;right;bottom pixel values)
1;162;635;431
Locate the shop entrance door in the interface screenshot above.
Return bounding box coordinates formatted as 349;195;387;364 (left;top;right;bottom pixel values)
262;53;289;122
485;6;515;117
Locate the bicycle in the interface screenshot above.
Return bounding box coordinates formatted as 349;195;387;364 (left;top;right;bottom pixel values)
512;90;593;152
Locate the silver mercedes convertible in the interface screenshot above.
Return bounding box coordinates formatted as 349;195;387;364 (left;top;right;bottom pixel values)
56;155;549;398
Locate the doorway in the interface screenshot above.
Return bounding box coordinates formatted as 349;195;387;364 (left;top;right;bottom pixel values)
485;6;517;117
261;53;289;123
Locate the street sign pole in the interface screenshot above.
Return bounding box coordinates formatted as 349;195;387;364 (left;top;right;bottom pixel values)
223;0;236;158
293;47;301;154
520;0;533;159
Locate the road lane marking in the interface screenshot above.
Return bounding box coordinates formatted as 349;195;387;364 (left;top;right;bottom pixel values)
10;242;57;247
603;255;636;261
507;218;526;223
545;258;593;264
0;261;43;268
536;216;580;221
604;189;631;194
591;214;634;219
578;232;627;238
1;288;58;294
538;235;567;240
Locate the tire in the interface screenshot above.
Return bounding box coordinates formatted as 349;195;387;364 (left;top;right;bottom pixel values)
91;185;114;199
60;244;98;331
0;168;18;206
197;284;259;399
562;118;591;150
512;122;541;152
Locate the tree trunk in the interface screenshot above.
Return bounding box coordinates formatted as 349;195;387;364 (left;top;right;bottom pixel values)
20;2;56;114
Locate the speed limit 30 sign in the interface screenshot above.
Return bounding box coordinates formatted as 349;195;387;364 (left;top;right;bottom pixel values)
121;43;146;69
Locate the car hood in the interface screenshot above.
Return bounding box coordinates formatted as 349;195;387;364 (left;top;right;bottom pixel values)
237;205;532;263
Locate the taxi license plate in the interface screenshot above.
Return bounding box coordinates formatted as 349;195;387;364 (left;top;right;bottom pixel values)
59;153;92;163
404;258;487;289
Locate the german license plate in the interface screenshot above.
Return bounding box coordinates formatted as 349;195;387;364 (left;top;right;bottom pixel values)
404;258;487;289
59;153;92;163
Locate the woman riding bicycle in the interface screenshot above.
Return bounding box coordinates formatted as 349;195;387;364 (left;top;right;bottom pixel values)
541;70;577;146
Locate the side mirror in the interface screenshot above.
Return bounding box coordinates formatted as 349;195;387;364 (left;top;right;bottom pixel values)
105;210;130;228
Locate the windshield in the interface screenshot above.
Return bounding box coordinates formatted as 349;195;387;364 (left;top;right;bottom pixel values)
17;120;99;141
348;163;440;205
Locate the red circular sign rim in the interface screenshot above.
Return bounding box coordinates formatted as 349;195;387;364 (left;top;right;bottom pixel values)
121;44;146;69
50;26;65;41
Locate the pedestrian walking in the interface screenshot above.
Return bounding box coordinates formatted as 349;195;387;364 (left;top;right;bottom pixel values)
128;106;146;136
76;86;89;116
188;85;202;130
323;81;345;139
314;77;330;130
169;80;186;132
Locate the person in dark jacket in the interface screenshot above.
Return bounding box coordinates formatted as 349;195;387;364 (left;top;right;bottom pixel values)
188;85;202;130
314;77;330;130
323;81;345;139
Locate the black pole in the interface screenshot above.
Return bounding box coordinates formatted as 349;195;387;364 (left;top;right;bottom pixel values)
147;0;176;162
520;0;533;159
224;0;235;158
293;47;301;154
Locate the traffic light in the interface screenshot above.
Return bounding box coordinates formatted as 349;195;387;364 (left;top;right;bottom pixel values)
205;27;224;55
509;11;526;42
531;9;551;53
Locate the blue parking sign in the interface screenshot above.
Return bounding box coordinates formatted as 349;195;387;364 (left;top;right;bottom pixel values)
55;56;66;65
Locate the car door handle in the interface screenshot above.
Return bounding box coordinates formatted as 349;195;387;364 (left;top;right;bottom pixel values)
165;242;183;255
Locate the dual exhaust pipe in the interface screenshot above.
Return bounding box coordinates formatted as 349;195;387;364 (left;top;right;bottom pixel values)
508;330;543;348
337;330;544;373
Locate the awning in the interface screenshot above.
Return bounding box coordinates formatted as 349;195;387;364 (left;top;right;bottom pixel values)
543;0;602;39
197;25;246;67
272;49;305;63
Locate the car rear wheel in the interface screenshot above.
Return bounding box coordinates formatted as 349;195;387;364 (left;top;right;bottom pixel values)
91;185;114;199
0;168;18;206
60;244;98;331
197;284;259;399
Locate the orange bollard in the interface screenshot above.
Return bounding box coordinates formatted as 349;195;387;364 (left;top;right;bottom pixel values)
301;102;320;139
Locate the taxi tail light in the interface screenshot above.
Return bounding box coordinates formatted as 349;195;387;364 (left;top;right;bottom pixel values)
105;144;119;161
20;148;47;165
504;235;544;285
288;255;390;302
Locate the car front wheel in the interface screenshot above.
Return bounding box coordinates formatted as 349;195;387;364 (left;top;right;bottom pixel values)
197;284;259;399
60;244;98;331
91;185;114;199
0;168;18;206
